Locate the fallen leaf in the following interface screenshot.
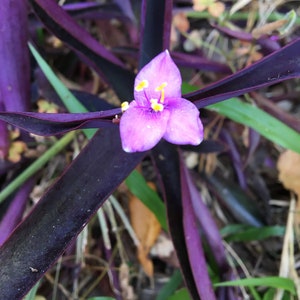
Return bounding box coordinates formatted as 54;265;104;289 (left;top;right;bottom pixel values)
129;182;161;277
252;19;287;39
277;150;300;227
277;150;300;196
173;13;190;33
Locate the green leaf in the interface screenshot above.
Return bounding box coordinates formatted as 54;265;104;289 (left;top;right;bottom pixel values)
167;288;192;300
208;98;300;153
263;288;276;300
156;269;183;300
88;298;115;300
23;280;41;300
214;277;296;295
125;170;168;231
221;225;285;242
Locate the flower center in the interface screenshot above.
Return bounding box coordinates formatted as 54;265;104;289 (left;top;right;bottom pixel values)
134;80;168;112
150;99;164;112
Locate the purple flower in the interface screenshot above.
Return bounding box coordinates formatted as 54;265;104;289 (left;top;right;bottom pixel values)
120;50;204;152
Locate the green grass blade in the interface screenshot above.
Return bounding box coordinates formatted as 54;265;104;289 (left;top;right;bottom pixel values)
208;98;300;153
23;280;41;300
156;269;183;300
221;225;285;242
214;277;296;295
0;131;76;204
125;170;168;231
29;43;96;139
167;288;192;300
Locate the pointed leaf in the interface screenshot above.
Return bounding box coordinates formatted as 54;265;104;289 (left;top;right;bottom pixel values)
180;156;216;300
152;141;200;300
0;128;143;298
184;38;300;108
139;0;173;67
209;98;300;153
30;0;135;100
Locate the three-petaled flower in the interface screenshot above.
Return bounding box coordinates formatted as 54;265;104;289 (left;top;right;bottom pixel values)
120;50;204;152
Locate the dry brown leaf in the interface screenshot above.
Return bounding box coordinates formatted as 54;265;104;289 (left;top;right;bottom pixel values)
277;150;300;227
252;19;287;39
129;182;161;277
173;13;190;33
193;0;225;17
208;2;225;18
277;150;300;196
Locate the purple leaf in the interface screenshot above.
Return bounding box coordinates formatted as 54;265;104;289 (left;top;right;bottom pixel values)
0;0;30;111
221;129;247;190
0;127;144;298
0;109;120;136
186;38;300;108
30;0;135;100
172;51;231;74
0;0;30;157
180;158;229;273
0;178;35;246
152;141;200;300
205;174;265;227
64;1;133;24
180;156;216;300
113;0;136;22
180;139;227;153
254;92;300;133
213;23;281;53
139;0;173;67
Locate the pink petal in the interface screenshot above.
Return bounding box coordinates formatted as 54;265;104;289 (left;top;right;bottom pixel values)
163;98;204;145
120;101;170;152
134;50;182;105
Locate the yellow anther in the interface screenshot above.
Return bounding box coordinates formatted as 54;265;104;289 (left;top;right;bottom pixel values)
135;80;149;92
155;82;167;103
155;82;167;92
150;99;164;112
121;101;129;112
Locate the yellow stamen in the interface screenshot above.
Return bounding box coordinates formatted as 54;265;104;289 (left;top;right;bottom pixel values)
155;82;167;92
150;99;164;112
121;101;129;112
135;80;149;92
155;82;167;103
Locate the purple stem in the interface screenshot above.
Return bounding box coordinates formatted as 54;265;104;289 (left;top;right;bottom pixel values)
0;178;35;246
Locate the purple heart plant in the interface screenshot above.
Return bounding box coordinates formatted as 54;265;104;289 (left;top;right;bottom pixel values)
0;0;300;299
